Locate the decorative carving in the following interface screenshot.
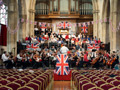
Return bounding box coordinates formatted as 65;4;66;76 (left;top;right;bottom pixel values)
29;9;35;13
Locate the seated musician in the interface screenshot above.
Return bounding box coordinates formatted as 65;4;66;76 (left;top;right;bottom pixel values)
65;34;69;44
83;52;91;68
71;37;75;46
33;51;45;69
21;53;28;69
91;54;100;69
44;33;49;40
76;51;84;69
111;53;119;69
51;53;57;69
8;52;15;68
68;52;72;68
1;51;13;69
92;53;104;69
26;52;33;67
98;53;104;69
71;52;78;68
16;52;23;68
98;38;101;44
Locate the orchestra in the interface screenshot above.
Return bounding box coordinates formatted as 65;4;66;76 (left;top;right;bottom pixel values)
1;32;120;70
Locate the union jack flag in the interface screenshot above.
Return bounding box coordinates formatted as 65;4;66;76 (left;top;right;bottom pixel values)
81;24;88;33
40;23;46;29
87;44;100;51
58;22;70;29
56;54;70;75
26;43;39;50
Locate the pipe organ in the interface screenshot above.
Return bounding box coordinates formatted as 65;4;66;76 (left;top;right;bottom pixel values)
35;0;93;15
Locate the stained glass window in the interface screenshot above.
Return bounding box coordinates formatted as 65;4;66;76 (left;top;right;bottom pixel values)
0;4;8;25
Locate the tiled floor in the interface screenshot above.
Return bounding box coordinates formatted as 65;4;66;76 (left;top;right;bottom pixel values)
52;81;72;90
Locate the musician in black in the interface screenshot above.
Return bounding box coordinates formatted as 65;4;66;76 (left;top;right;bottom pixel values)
76;52;84;69
111;53;119;69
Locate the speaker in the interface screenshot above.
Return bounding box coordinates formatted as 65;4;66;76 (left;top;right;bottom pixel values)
17;42;26;54
105;42;110;52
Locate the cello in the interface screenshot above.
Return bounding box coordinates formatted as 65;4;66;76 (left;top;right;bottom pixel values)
110;57;116;65
91;56;99;65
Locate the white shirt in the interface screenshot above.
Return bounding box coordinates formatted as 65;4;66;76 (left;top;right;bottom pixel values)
91;52;96;58
32;38;38;43
34;28;39;31
60;46;69;54
78;34;82;39
62;35;66;39
71;34;76;38
53;56;57;61
51;38;57;42
17;54;22;60
2;54;8;62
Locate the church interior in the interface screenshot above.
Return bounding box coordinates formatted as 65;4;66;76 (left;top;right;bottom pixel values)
0;0;120;90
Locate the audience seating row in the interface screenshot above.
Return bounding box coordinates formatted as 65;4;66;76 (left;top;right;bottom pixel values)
0;69;53;90
71;70;120;90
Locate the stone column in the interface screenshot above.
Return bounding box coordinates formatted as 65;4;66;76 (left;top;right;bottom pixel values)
7;1;18;55
93;10;99;37
110;0;118;52
102;21;110;43
29;9;35;36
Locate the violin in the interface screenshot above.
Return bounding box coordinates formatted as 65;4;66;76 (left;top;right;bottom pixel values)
22;54;27;62
33;54;42;62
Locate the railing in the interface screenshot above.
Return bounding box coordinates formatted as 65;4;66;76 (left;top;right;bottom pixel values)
35;9;49;15
79;9;93;15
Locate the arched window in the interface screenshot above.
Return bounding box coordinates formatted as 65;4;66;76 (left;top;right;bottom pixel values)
0;4;8;25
